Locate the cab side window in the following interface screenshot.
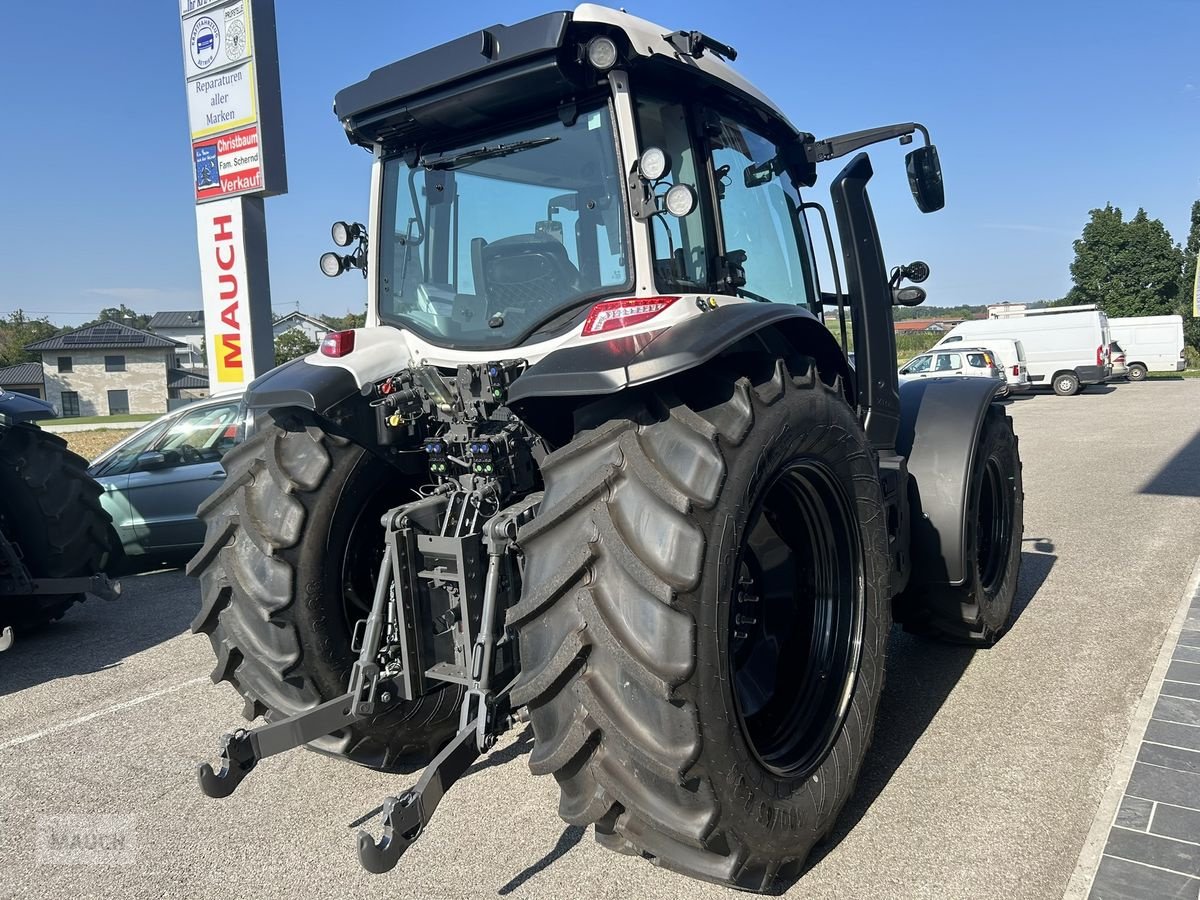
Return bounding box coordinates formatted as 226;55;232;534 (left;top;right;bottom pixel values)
708;116;812;305
934;353;962;371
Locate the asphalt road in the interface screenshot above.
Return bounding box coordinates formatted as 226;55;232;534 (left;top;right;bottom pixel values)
4;379;1200;900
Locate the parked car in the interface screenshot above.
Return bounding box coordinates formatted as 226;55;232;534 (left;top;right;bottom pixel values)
934;304;1111;395
1108;341;1128;379
1108;315;1186;380
87;392;247;564
898;347;1008;394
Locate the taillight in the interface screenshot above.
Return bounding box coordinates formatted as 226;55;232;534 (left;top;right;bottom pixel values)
582;296;679;335
320;330;356;357
1096;344;1104;366
1012;364;1019;376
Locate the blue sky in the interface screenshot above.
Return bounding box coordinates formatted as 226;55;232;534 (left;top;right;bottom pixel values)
0;1;1196;324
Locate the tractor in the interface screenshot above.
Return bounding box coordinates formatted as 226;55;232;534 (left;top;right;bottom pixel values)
0;391;117;651
191;6;1022;891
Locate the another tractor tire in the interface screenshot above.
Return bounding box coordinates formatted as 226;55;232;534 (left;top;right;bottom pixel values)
0;423;112;633
900;405;1023;645
188;411;461;770
509;359;891;893
1127;363;1148;382
1052;371;1080;396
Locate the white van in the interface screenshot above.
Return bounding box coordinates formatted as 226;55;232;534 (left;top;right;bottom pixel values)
934;305;1111;395
970;337;1030;394
1108;315;1185;380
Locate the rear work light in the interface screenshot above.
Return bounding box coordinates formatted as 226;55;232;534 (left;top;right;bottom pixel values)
320;330;356;357
582;296;679;336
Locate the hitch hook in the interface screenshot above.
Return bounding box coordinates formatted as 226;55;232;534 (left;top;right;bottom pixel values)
197;729;257;798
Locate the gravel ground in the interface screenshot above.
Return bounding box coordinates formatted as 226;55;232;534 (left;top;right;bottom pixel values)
61;429;129;462
3;379;1199;900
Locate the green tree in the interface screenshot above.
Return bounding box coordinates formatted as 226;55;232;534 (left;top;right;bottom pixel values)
0;310;62;367
322;311;367;330
274;328;317;366
1178;199;1200;356
82;304;152;330
1066;204;1183;317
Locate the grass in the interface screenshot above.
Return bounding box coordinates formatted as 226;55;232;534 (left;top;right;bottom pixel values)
51;413;158;425
1147;369;1200;379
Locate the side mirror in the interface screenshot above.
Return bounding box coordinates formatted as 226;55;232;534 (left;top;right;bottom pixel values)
905;144;944;213
134;450;168;471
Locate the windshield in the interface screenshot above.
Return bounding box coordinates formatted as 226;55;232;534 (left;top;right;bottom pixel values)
378;104;630;349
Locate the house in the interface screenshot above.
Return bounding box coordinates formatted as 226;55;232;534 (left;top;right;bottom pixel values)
894;318;965;334
148;310;206;368
0;363;46;399
25;322;182;417
167;367;211;410
272;311;330;344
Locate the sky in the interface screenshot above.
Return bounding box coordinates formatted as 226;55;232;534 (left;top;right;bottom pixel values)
0;0;1197;324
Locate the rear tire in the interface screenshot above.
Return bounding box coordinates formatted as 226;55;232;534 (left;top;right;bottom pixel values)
509;360;891;892
1052;372;1080;396
900;405;1023;645
1127;363;1148;382
0;423;111;633
188;411;461;770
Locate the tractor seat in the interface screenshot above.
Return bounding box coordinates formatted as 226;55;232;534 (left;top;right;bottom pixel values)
473;234;580;316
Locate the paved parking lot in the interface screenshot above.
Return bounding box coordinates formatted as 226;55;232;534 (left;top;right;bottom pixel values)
3;379;1200;900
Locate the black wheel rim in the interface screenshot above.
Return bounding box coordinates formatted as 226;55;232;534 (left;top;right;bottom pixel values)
730;458;864;780
975;455;1013;594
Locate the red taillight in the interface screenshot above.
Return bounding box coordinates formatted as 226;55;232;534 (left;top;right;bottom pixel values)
1096;344;1105;366
1012;364;1019;376
320;330;356;357
582;296;679;335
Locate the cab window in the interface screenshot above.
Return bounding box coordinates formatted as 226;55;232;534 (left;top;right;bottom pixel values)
708;115;813;305
634;95;709;290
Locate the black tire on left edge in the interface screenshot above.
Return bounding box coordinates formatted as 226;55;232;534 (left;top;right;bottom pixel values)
899;404;1023;645
0;423;111;633
508;358;891;892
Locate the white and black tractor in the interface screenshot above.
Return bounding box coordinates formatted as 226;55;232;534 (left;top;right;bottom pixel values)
191;6;1023;891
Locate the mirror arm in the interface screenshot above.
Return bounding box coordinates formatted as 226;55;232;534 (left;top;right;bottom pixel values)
804;123;931;164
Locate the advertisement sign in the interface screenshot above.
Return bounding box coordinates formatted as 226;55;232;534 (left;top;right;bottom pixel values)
193;126;263;201
180;0;285;201
196;199;251;384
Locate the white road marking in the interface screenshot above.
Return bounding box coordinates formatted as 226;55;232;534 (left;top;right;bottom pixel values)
0;677;209;750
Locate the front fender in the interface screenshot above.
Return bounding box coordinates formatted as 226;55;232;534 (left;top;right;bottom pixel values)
897;376;1001;586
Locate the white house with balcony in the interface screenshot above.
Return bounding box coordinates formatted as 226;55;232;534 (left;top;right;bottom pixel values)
272;311;330;344
148;310;206;368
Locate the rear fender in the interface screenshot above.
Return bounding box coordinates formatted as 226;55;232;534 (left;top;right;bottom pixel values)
241;357;378;446
508;302;852;441
897;376;1001;587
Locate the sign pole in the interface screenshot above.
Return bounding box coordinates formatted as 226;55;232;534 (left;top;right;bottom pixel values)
180;0;287;386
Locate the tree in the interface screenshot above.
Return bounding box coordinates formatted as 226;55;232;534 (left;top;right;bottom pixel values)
81;304;152;330
0;310;62;367
274;328;317;366
323;311;367;331
1066;204;1183;317
1178;199;1200;356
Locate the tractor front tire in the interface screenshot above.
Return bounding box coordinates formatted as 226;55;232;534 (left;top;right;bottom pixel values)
188;411;461;770
509;360;891;892
0;423;111;633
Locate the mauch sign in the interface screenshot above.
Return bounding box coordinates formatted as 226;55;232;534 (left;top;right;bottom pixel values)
180;0;286;201
195;197;275;384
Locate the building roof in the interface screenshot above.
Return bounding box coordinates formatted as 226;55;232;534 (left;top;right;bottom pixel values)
167;367;210;390
273;311;330;330
149;310;204;329
26;321;182;352
0;363;45;386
